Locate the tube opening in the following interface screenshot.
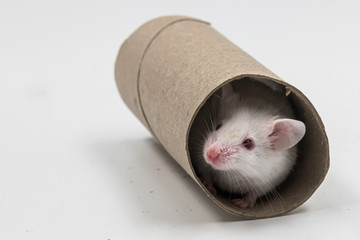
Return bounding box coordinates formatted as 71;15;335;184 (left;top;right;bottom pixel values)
188;76;328;218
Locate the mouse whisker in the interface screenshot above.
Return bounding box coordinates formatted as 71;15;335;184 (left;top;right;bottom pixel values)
244;163;284;211
232;162;271;210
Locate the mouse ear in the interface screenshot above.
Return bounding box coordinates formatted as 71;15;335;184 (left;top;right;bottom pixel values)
218;83;237;118
268;119;306;150
221;83;234;98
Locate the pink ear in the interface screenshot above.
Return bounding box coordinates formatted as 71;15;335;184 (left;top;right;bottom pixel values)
269;119;306;150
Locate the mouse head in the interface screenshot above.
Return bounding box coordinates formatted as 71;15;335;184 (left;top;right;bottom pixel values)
203;84;306;174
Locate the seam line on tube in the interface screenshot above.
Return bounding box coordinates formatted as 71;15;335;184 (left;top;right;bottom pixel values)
136;18;210;139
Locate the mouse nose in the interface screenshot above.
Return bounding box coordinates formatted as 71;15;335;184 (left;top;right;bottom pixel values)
206;147;220;161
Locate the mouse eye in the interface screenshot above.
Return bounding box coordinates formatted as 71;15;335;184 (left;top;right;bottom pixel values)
242;138;254;150
215;122;223;131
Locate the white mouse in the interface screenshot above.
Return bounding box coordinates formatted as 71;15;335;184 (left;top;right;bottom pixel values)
197;79;306;208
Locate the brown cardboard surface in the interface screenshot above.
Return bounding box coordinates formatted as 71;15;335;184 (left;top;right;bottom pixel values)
115;16;329;218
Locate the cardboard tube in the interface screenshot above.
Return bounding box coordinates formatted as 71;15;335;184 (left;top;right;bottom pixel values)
115;16;329;218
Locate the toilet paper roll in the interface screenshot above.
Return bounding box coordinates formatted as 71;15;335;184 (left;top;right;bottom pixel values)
114;16;329;219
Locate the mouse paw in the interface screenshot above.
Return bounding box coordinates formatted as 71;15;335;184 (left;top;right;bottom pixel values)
231;199;254;208
200;177;217;195
231;194;256;209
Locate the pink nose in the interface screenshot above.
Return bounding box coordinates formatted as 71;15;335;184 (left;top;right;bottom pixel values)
206;147;220;161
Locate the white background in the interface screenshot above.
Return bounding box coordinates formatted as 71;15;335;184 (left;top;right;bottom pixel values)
1;0;359;239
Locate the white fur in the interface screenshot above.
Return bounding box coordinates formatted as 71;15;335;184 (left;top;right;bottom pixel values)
200;79;306;206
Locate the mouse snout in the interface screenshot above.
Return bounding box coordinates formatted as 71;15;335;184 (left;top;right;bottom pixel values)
206;147;220;161
205;145;232;169
206;145;232;165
